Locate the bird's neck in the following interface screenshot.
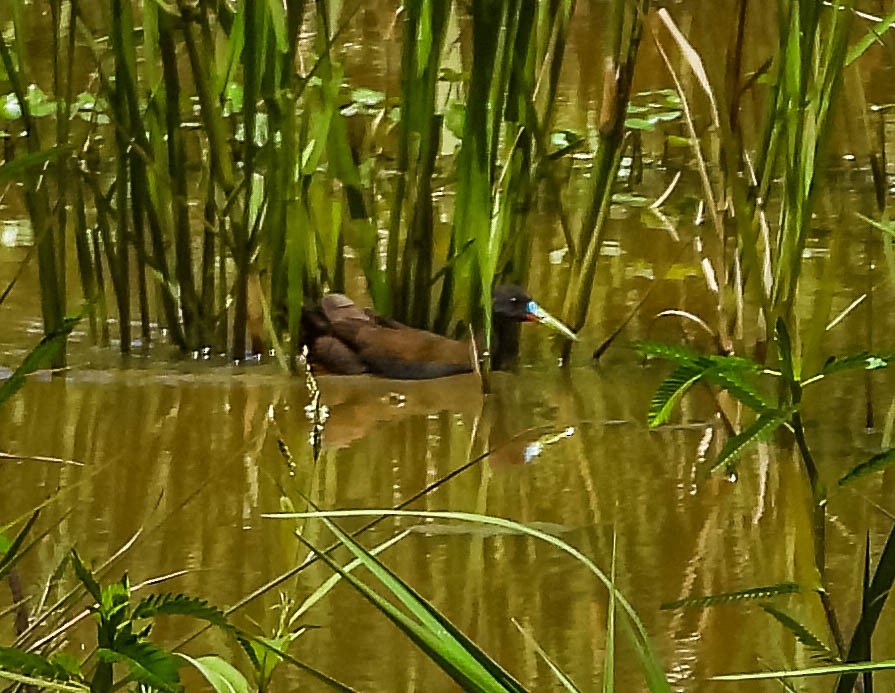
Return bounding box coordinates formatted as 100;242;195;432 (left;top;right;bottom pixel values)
490;317;521;371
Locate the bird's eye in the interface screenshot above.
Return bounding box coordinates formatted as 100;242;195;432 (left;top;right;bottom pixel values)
510;296;517;302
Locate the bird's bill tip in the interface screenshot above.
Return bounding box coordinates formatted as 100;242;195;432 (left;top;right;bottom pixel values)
527;302;579;341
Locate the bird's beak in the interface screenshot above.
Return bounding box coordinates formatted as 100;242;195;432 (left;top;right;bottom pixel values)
526;301;579;341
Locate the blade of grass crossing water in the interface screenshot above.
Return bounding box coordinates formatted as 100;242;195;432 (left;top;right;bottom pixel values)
511;618;579;692
603;530;617;693
293;520;527;692
268;509;671;691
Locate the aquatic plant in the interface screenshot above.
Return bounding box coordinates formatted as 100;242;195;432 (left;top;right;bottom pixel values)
638;323;895;686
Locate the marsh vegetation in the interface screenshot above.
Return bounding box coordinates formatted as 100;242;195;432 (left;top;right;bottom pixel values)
2;0;895;690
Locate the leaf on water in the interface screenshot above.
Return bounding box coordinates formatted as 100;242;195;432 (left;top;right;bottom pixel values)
838;449;895;486
661;582;800;610
665;135;691;147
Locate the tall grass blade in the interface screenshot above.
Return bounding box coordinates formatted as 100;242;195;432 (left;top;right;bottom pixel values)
602;531;617;693
269;509;670;691
834;521;895;693
838;449;895;486
511;618;579;693
0;511;40;582
713;660;895;682
294;518;527;692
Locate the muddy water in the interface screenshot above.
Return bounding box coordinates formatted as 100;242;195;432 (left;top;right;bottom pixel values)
3;252;895;692
3;1;895;691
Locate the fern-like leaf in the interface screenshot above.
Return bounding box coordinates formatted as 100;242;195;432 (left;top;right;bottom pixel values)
633;341;703;367
704;366;774;413
759;604;838;662
0;646;83;682
98;641;181;693
712;409;792;472
648;363;706;427
838;449;895;487
70;550;102;604
661;582;799;610
132;593;230;630
819;352;893;378
704;354;763;372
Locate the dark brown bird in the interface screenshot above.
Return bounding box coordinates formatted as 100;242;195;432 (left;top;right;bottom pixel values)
301;285;578;379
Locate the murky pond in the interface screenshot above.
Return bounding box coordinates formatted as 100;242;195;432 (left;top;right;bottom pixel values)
4;233;895;692
3;2;895;691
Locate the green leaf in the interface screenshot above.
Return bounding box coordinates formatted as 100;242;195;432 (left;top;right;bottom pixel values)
712;409;791;472
759;604;837;662
132;593;230;629
633;341;702;368
511;619;579;692
0;646;83;682
847;8;895;65
178;654;250;693
703;366;773;413
838;449;895;486
0;145;71;185
350;87;385;107
98;641;181;692
661;583;800;610
0;510;39;582
713;660;895;681
445;100;466;139
0;670;88;692
269;509;671;692
856;211;895;239
264;0;288;53
819;352;893;378
296;518;527;693
70;550;103;604
835;523;895;693
0;314;80;409
647;363;706;427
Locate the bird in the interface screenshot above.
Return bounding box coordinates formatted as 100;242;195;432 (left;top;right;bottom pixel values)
300;285;578;379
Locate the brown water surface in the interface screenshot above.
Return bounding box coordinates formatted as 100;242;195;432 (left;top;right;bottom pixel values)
3;2;895;691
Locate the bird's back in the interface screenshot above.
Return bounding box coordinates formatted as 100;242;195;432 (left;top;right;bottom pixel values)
303;294;474;379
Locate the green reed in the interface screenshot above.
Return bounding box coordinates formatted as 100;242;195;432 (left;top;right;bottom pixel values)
0;2;67;367
657;0;854;358
435;0;576;378
387;0;451;326
560;0;650;356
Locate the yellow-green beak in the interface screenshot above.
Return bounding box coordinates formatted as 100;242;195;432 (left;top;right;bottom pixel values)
526;301;579;341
